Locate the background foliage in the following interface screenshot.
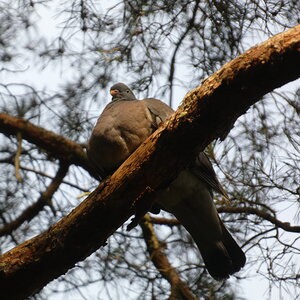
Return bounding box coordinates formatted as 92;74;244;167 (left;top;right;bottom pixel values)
0;1;299;299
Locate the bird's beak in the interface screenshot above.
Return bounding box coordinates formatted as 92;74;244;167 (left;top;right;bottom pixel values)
110;89;119;97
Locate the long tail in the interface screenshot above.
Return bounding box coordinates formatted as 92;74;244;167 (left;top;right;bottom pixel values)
156;170;246;280
171;202;246;280
194;218;246;280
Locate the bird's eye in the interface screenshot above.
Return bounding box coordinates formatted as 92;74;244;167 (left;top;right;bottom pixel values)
126;90;130;93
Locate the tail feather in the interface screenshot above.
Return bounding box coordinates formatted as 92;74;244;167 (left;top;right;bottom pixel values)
166;202;246;280
196;220;246;280
198;241;233;280
155;170;246;280
219;218;246;273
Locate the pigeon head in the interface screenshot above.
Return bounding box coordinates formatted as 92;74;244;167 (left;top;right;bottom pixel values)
110;83;137;101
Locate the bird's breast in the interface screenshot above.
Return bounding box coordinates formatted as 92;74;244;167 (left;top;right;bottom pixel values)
87;101;153;172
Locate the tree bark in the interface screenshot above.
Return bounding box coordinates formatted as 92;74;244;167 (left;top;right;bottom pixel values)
0;24;299;299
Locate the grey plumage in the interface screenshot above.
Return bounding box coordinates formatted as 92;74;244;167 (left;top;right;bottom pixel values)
87;82;246;280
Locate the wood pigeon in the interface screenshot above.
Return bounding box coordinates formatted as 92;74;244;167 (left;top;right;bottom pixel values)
87;83;246;280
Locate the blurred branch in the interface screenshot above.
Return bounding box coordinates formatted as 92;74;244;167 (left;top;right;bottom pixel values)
18;165;89;193
0;162;69;237
0;24;299;299
1;155;89;192
149;216;180;226
168;0;200;106
218;207;300;233
150;205;300;233
140;214;198;300
14;132;23;182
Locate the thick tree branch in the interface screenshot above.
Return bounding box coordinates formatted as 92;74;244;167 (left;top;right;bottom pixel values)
140;215;198;300
0;25;299;299
0;113;96;178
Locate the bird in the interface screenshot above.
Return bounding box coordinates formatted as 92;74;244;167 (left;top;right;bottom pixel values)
87;82;246;280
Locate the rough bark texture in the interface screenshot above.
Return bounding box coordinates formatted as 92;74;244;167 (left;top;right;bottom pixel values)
0;24;299;299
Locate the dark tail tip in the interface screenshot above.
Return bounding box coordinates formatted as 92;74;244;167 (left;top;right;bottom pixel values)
200;223;246;280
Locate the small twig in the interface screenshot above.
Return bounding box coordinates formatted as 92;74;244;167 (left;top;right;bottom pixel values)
218;206;300;233
15;132;23;182
149;206;300;234
0;162;69;237
76;192;91;199
5;159;89;192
